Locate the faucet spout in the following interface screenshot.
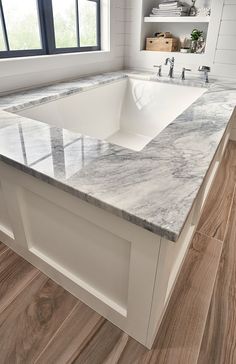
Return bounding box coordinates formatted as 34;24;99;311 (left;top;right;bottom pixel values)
165;57;175;78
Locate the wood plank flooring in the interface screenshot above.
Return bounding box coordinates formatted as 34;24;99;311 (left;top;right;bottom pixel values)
198;193;236;364
35;303;104;364
0;141;236;363
197;141;236;241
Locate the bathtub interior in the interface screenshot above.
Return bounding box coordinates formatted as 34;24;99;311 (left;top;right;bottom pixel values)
17;78;206;151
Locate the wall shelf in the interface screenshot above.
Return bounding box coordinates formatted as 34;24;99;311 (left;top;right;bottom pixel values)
144;16;210;23
141;50;205;56
137;0;224;67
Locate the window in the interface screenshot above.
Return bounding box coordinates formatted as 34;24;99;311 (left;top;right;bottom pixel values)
0;0;101;58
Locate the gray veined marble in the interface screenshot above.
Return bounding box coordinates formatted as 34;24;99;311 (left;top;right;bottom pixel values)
0;71;235;242
0;72;127;113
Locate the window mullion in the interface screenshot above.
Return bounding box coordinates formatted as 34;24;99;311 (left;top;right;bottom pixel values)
37;0;48;54
96;0;101;49
39;0;56;54
0;0;10;51
76;0;80;48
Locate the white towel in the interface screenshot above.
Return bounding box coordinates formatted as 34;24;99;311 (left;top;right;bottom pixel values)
150;12;188;17
153;6;188;13
151;6;188;16
159;2;182;8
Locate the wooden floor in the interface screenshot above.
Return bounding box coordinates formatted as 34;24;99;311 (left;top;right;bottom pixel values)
1;141;236;364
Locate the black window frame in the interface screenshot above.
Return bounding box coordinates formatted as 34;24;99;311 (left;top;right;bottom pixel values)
0;0;101;59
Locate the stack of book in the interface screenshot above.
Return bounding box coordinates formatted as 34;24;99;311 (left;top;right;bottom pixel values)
150;1;189;17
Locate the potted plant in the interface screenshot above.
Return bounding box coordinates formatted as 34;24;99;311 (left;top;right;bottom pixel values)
190;29;203;53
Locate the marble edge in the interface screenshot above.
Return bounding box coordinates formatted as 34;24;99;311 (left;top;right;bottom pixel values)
0;152;178;242
1;72;128;113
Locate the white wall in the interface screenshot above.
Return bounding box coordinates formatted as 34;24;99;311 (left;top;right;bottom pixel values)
1;0;235;94
0;0;126;94
213;0;236;78
124;0;236;80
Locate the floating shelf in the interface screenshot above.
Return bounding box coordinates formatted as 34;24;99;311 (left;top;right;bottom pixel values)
140;50;206;57
141;49;205;54
144;16;210;23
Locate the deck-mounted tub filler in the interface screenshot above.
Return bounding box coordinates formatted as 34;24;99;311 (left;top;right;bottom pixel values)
0;71;235;348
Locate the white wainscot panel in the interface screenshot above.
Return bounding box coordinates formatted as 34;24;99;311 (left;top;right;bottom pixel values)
20;188;131;315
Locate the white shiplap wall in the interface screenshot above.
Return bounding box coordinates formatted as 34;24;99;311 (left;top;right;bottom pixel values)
0;0;126;94
213;0;236;78
124;0;236;80
1;0;235;94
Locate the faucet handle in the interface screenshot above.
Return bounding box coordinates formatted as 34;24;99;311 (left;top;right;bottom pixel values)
154;65;162;76
198;65;211;72
181;67;192;80
198;65;211;83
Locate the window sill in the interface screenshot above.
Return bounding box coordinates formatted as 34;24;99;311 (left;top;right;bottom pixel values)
0;50;110;62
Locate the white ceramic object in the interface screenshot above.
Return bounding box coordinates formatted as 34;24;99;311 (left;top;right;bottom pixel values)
19;78;206;151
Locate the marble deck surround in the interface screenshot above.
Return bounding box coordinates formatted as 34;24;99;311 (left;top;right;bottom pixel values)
0;71;235;242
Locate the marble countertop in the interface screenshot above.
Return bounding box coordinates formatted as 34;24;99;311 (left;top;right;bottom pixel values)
0;70;235;242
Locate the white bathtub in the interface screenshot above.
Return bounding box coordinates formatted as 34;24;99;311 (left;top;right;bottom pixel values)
18;78;206;151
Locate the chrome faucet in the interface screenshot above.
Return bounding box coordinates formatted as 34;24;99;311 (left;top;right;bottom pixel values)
165;57;175;78
181;67;191;80
154;64;162;77
198;66;211;83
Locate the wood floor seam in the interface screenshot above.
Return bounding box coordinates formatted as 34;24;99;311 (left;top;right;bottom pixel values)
73;319;109;364
0;248;10;262
34;301;81;364
0;247;9;258
69;316;106;364
222;183;236;243
0;264;41;316
103;332;129;364
194;231;223;244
